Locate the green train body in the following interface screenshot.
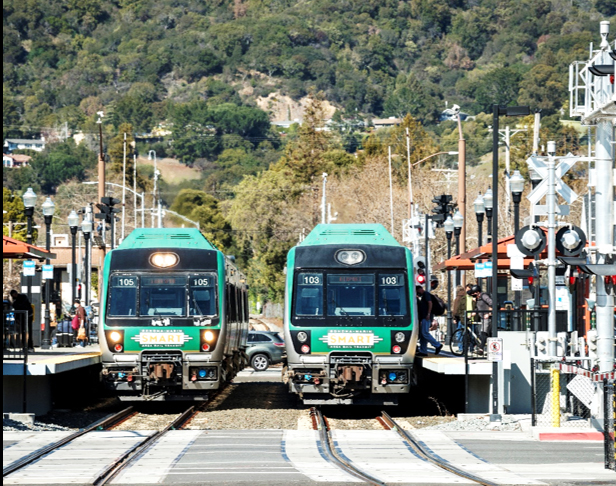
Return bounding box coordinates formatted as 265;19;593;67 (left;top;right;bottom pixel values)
283;224;419;405
99;228;249;400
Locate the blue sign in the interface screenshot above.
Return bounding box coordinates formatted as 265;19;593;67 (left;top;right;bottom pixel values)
23;260;36;276
42;264;54;279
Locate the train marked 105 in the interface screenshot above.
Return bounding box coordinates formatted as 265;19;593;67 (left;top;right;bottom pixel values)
283;224;420;405
99;228;249;400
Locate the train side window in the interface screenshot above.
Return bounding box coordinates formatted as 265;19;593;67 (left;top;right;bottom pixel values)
378;274;407;316
295;273;323;316
108;276;138;317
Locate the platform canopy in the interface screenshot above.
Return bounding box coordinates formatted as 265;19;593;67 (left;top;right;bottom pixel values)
432;233;547;272
2;235;56;261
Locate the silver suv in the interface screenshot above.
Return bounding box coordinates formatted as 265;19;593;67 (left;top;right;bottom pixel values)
246;331;285;371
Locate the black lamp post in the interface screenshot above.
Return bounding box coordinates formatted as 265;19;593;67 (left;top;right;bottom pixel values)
22;187;37;313
510;170;525;320
68;211;79;305
453;209;464;287
484;187;493;243
474;193;485;287
444;215;454;343
81;218;93;307
41;197;55;349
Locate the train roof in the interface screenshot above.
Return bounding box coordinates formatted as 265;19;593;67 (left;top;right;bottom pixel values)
299;224;402;247
117;228;218;251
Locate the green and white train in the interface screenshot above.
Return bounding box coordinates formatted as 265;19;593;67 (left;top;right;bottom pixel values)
99;228;249;400
283;224;420;405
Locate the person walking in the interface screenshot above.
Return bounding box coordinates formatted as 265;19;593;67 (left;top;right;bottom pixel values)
470;285;493;354
416;285;443;357
10;290;34;351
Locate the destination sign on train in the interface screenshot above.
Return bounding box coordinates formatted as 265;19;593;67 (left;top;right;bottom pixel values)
328;275;375;284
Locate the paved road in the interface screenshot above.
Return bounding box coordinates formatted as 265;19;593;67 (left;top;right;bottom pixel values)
4;427;613;485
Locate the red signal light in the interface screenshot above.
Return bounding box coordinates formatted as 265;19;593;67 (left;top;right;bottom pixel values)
569;276;576;286
392;345;402;354
300;344;310;354
201;343;210;352
114;344;123;352
527;276;534;286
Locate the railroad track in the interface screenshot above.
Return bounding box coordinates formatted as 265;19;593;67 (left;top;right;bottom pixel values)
312;407;500;486
2;406;135;477
93;403;205;485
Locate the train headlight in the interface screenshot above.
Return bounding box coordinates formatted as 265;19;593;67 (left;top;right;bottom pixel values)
203;330;216;343
297;331;308;343
150;252;179;268
110;331;122;343
335;249;365;266
394;332;405;343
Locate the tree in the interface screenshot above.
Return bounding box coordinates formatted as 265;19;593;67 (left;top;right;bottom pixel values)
170;189;232;250
2;188;32;241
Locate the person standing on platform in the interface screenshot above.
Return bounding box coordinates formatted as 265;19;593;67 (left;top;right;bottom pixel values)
10;290;34;351
471;285;492;354
416;285;443;357
74;299;87;347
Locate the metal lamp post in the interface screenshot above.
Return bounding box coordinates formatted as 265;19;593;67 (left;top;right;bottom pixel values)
474;193;485;287
452;210;464;287
22;188;37;318
41;197;55;349
22;188;37;245
444;216;454;343
484;187;493;243
68;211;79;305
510;170;525;318
81;218;93;306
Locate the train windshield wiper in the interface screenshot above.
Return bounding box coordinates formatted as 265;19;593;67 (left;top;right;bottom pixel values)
330;295;352;320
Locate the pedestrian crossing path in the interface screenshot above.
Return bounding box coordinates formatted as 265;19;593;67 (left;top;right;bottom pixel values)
3;429;614;485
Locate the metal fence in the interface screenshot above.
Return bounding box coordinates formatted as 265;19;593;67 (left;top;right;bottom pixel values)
3;310;29;360
531;359;593;428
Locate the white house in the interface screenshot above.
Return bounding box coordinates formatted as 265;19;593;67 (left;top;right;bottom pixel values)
4;137;46;153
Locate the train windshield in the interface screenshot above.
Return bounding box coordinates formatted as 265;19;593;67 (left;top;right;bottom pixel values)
140;276;187;316
108;276;138;316
189;275;217;316
293;271;409;326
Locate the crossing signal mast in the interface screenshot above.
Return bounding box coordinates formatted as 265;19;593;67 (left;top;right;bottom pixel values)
95;197;121;249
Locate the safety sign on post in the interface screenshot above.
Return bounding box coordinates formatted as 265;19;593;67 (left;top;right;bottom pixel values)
23;260;36;276
487;337;503;362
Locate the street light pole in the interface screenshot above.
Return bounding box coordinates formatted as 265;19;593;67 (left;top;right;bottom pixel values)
22;188;37;308
81;218;92;307
484;187;493;243
148;150;158;228
41;197;55;349
68;211;79;305
474;193;485;288
444;216;454;343
510;170;525;315
453;210;464;287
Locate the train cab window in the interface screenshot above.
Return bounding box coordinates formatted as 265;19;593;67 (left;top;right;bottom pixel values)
327;274;375;316
189;275;217;316
378;274;408;316
140;276;186;317
295;273;323;316
108;276;138;316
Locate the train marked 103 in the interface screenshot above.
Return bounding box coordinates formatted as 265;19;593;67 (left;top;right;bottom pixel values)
283;224;420;405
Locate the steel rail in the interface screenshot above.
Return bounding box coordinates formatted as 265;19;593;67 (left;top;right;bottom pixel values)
311;408;386;486
93;405;198;485
3;406;134;477
381;411;500;486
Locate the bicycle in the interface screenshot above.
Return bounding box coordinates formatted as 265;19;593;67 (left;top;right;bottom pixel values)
449;321;483;356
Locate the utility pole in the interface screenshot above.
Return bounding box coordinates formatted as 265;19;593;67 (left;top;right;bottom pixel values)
121;133;127;240
321;172;328;225
456;108;467;284
406;127;413;219
388;146;394;235
96;112;105;205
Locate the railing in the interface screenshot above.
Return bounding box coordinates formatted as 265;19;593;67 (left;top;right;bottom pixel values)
463;308;569;333
3;310;29;360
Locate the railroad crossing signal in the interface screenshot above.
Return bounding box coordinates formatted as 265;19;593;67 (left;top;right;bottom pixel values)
95;197;121;224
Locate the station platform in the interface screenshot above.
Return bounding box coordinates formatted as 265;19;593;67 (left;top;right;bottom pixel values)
3;345;102;416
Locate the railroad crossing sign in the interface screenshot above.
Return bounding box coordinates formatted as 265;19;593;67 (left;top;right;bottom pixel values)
487;337;503;362
526;154;593;207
